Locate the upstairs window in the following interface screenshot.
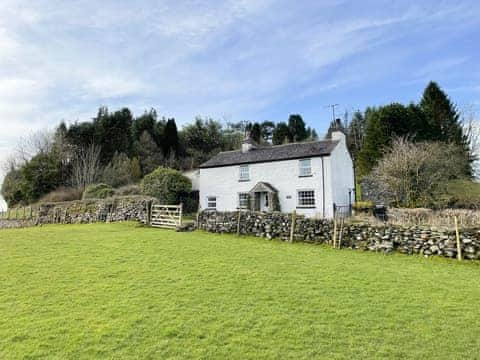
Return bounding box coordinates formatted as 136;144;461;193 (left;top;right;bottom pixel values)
239;164;250;181
297;190;315;207
299;159;312;177
207;196;217;209
238;193;249;209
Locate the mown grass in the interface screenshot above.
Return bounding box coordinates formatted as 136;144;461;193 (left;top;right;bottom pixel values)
0;222;479;359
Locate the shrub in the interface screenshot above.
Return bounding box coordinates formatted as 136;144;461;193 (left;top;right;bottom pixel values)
114;184;141;196
83;183;114;199
40;187;83;203
141;167;191;204
101;152;136;188
436;180;480;209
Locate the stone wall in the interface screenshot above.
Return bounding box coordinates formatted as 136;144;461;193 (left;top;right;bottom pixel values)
0;196;155;229
198;210;480;260
35;196;154;225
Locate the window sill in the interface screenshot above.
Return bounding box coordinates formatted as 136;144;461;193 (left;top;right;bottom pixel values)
238;179;250;182
296;206;316;209
298;174;313;178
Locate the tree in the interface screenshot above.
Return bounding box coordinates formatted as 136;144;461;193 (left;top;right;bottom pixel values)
362;138;469;207
163;118;179;157
272;122;290;145
420;81;471;175
247;122;262;143
20;152;61;203
141;167;192;204
70;144;102;189
346;111;366;159
135;131;164;176
101;152;136;188
181;117;226;166
93;107;133;164
287;114;308;142
356;104;418;176
1;167;25;207
132;109;157;141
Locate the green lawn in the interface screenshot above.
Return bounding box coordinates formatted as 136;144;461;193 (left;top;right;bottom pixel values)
1;223;479;359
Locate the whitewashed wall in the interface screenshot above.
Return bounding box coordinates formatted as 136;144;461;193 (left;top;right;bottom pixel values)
330;132;355;208
200;156;335;218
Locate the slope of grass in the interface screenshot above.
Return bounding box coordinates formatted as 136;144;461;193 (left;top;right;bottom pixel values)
0;222;479;359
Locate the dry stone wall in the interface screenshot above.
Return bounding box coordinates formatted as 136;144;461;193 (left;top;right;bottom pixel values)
198;210;480;260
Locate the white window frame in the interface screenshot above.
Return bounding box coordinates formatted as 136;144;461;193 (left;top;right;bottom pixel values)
239;164;250;181
207;196;217;209
297;189;315;208
238;193;249;209
299;158;312;177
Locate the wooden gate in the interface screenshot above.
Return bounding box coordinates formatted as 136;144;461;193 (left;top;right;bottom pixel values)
149;204;183;229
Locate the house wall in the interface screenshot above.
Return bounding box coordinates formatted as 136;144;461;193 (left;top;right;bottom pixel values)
329;132;355;209
199;156;335;218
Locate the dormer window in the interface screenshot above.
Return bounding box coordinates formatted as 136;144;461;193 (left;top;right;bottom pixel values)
299;159;312;177
239;164;250;181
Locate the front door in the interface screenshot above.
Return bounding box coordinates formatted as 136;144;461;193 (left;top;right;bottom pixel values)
260;192;269;212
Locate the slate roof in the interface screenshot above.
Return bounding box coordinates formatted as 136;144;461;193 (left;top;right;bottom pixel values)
199;140;339;168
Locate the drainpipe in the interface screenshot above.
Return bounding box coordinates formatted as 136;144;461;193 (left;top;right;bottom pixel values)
321;156;326;218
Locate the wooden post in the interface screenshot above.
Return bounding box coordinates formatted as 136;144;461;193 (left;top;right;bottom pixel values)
454;216;462;261
146;201;152;226
236;209;242;236
338;217;344;249
290;210;297;243
332;215;337;248
179;203;183;227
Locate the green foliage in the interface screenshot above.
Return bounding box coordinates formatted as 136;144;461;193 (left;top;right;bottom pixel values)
1;168;25;207
272;122;290;145
93;107;134;164
141;167;192;204
437;180;480;209
135;131;164;176
83;183;114;199
21;152;62;204
163;118;179;157
287;114;308;142
1;223;479;359
101;152;138;188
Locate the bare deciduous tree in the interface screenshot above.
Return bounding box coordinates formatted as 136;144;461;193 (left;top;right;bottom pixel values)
70;144;102;189
362;138;469;207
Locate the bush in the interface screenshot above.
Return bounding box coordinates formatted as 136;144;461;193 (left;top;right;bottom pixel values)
436;180;480;209
101;153;142;188
141;167;191;204
114;184;141;196
40;187;83;203
83;183;114;199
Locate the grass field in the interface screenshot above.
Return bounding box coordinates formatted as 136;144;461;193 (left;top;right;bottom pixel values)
1;223;479;359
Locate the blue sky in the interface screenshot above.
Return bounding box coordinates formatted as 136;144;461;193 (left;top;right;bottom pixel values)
1;0;480;209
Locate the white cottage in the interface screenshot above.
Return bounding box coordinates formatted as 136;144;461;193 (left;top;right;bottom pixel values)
199;131;354;218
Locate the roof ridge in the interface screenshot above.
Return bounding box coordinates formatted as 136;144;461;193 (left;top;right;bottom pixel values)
215;139;333;155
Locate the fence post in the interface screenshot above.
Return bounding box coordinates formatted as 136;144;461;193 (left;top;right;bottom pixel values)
146;201;152;226
332;215;337;248
236;209;242;236
179;203;183;227
290;210;296;243
454;216;462;261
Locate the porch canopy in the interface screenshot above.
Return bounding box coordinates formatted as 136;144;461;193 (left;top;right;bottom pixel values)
248;182;278;212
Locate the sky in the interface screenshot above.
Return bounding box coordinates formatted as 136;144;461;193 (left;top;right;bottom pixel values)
1;0;480;210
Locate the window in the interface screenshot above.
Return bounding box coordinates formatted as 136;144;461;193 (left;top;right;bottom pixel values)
207;196;217;209
238;193;249;208
239;164;250;181
299;158;312;177
297;190;315;207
